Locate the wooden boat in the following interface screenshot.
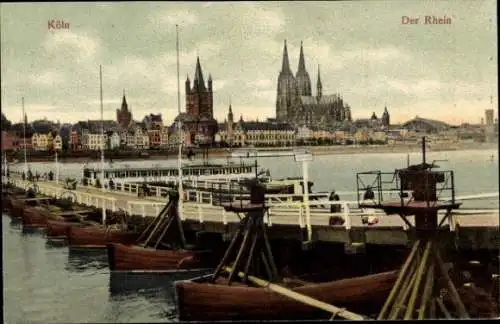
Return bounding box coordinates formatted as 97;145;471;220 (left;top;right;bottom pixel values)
10;198;26;218
22;205;57;228
46;219;81;238
2;194;12;212
175;270;398;321
67;226;139;249
107;243;206;271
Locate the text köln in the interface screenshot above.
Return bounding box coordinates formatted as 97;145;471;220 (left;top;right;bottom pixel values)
48;19;70;30
401;15;452;25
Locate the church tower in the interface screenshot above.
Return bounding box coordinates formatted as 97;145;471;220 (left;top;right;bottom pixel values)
116;90;132;129
186;56;213;118
382;106;390;127
316;64;322;99
227;101;234;146
276;40;297;122
295;41;312;97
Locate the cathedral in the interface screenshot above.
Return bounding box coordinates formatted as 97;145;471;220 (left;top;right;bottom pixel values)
276;40;352;127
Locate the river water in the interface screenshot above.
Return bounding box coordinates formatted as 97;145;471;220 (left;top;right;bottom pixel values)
10;148;499;208
3;149;498;323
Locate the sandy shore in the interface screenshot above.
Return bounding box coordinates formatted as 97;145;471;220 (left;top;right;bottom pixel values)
15;142;497;163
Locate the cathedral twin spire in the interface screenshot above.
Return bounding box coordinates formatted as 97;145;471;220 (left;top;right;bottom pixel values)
280;40;321;97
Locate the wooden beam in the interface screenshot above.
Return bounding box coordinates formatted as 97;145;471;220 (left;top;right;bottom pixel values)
418;264;435;319
435;249;469;318
436;297;452;319
223;266;366;321
404;240;433;319
389;264;418;319
227;217;254;285
23;197;51;201
378;240;421;319
211;224;244;283
58;209;93;216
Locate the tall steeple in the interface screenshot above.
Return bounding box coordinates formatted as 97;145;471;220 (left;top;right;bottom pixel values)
121;89;128;110
193;56;206;91
295;41;312;96
298;41;306;73
316;64;322;99
228;97;234;122
281;39;291;73
185;74;191;94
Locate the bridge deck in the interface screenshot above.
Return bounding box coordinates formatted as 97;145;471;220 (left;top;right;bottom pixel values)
5;175;499;249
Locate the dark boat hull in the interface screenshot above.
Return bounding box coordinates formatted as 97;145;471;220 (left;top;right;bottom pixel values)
22;206;61;228
107;243;202;271
68;226;139;248
175;270;398;321
10;198;26;218
46;219;80;238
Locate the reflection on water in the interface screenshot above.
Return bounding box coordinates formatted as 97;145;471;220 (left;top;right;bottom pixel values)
108;270;209;322
4;212;193;323
66;248;109;272
109;270;210;296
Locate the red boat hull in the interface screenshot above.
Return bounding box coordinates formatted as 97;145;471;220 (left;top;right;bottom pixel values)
67;226;139;248
10;198;25;218
107;243;202;271
46;219;78;238
175;270;398;321
22;206;58;228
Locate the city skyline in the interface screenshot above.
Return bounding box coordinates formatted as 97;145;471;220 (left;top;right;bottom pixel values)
0;1;497;126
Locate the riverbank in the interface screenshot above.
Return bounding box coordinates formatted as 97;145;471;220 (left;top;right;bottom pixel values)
8;142;497;163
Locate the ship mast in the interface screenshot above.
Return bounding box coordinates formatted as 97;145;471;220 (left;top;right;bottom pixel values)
99;64;105;193
21;97;28;174
99;65;106;226
176;24;184;217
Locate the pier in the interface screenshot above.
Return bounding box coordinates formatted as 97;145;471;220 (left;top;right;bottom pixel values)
5;172;498;250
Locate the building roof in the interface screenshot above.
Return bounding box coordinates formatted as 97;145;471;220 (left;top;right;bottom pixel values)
402;117;450;131
300;94;340;105
239;121;295;131
174;112;198;123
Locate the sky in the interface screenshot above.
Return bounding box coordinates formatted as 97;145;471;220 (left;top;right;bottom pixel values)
0;1;497;126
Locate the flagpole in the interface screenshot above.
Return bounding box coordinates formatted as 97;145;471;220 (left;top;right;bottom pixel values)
176;24;184;220
21;97;28;175
100;64;105;193
100;64;106;225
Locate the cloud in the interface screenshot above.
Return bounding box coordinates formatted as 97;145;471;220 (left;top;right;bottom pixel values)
347;47;411;62
212;80;226;91
390;97;495;124
43;30;100;62
387;79;441;95
85;98;122;105
250;78;274;89
242;3;286;34
149;9;198;27
159;42;222;68
29;71;66;86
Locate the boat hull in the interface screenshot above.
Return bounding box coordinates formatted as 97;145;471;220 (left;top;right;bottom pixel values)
175;270;398;321
107;243;203;271
22;206;58;228
10;198;26;218
46;219;81;238
68;226;139;248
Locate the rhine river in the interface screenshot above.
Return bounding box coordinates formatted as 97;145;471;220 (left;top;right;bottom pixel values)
3;149;498;323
